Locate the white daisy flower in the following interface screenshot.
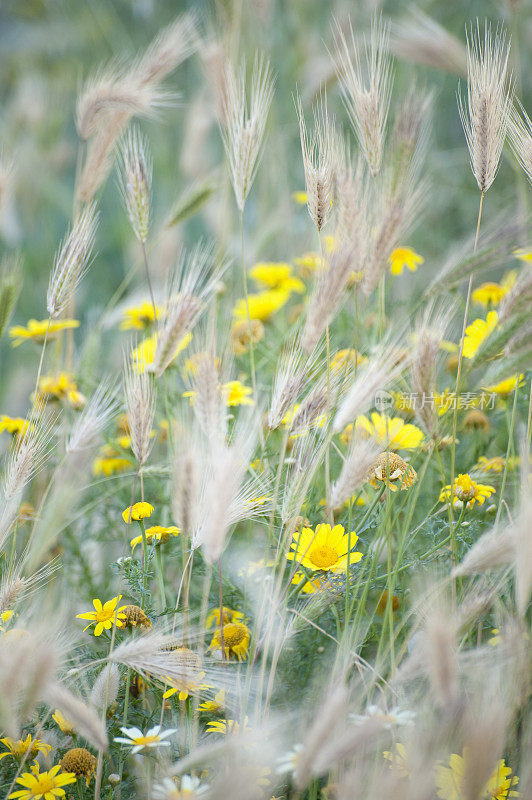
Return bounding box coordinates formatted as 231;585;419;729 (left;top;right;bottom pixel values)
350;705;415;729
114;725;177;754
153;775;209;800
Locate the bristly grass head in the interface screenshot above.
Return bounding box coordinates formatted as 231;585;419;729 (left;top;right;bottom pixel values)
508;99;532;185
457;20;512;195
333;14;394;177
219;53;274;212
296;91;335;232
117;126;152;244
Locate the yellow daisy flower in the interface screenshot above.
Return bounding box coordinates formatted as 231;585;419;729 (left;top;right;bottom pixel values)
346;412;424;451
0;416;29;437
249;262;305;293
286;523;362;573
0;735;52;762
130;524;179;551
209;622;250;661
367;452;417;492
230;318;265;355
383;742;410;777
206;717;249;735
293;252;322;279
439;473;495;510
9;764;76;800
330;348;366;372
120;301;164;330
163;670;211;701
472;282;507;306
76;595;127;636
435;751;518;800
131;332;192;373
388;247;424;276
514;248;532;263
221;380;254;406
9;319;79;346
0;610;14;630
461;310;498;359
36;373;86;409
232;289;291;321
206;606;244;629
52;711;75;735
483;373;524;396
292;191;308;205
199;689;226;713
472;455;508;475
122;502;154;523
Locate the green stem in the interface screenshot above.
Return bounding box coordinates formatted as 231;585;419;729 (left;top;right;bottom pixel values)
495;381;520;525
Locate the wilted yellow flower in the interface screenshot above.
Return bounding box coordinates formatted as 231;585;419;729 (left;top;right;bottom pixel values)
439;474;495;509
9;764;76;800
76;596;127;636
435;751;518;800
232;289;291;321
461;311;498;359
121;605;152;629
9;318;79;346
286;523;362;573
60;748;97;787
483;373;524;396
122;502;154;523
0;416;29;437
367;452;417;492
249;262;305;293
388;247;424;275
231;318;265;355
120;301;164;330
209;622;250;661
130;525;179;551
345;413;424;450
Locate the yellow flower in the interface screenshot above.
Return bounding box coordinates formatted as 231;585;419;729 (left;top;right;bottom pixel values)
383;742;410;778
0;735;52;762
435;751;518;800
292;191;308;204
439;474;495;510
76;596;127;636
286;523;362;573
472;455;510;475
132;332;192;373
249;262;305;293
206;606;244;629
36;373;86;408
0;609;14;630
93;454;131;476
330;349;366;373
206;717;249;735
483;373;524;396
389;247;424;276
9;764;76;800
514;248;532;263
121;605;152;629
130;525;179;551
293;252;322;279
52;711;75;735
230;318;265;355
232;289;291;321
347;413;425;450
0;416;29;437
9;319;79;346
461;310;498;359
209;622;250;661
199;689;226;713
291;571;343;594
122;502;154;523
120;301;163;330
163;670;211;701
221;380;254;406
472;282;507;306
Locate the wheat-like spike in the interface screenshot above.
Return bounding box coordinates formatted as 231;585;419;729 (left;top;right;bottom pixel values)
392;9;467;75
508;99;532;185
457;21;512;194
220;54;274;212
268;336;321;430
124;352;156;468
0;253;22;339
66;381;118;455
117;126;152;243
296;92;335;232
44;681;108;751
331;436;379;510
334;15;394;177
46;203;98;319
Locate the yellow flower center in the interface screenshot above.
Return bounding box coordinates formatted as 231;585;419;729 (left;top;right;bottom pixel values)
33;775;56;794
309;544;339;569
222;623;246;647
132;734;160;746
